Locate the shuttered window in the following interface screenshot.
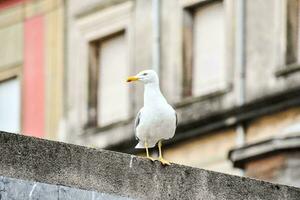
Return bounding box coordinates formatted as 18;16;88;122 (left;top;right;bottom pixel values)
286;0;300;64
98;33;129;126
0;22;22;133
0;78;20;133
275;0;300;76
192;1;225;96
88;32;130;127
183;1;226;97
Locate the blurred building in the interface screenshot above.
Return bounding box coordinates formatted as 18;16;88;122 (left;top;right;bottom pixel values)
0;0;64;139
1;0;300;187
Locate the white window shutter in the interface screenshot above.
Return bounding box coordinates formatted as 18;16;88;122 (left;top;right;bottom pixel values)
192;2;225;96
0;79;20;133
97;33;129;126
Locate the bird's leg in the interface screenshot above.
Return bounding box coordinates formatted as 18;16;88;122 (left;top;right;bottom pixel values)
145;141;155;162
158;140;171;165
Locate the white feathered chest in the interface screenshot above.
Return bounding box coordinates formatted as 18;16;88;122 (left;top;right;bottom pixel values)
135;83;177;148
137;104;176;139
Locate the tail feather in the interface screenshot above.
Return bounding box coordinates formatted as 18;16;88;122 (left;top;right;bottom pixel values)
135;140;156;149
135;141;144;149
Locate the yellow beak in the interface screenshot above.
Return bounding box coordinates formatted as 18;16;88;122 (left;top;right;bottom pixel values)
126;76;139;82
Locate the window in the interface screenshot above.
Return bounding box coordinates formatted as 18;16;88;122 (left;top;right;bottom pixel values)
0;23;22;133
88;31;130;127
75;1;133;131
0;78;21;133
276;0;300;76
183;0;226;97
285;0;300;65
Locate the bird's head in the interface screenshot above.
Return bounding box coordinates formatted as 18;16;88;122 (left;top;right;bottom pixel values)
126;70;159;84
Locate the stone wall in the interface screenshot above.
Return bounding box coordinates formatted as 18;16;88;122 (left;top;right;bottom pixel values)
229;130;300;188
0;131;299;200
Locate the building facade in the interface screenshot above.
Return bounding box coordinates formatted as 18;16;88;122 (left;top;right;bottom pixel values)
0;0;64;140
1;0;300;186
64;0;300;180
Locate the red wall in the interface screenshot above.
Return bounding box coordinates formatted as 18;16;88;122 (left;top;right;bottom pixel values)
23;15;45;138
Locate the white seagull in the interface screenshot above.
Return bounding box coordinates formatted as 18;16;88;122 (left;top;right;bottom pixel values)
127;70;177;165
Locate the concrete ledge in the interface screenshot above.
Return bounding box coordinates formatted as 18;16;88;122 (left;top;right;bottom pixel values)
229;134;300;168
0;131;300;199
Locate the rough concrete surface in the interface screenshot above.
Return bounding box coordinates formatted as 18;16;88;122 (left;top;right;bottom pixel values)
0;131;300;200
0;176;131;200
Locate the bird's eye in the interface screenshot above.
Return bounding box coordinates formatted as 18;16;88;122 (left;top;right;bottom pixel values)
143;73;148;76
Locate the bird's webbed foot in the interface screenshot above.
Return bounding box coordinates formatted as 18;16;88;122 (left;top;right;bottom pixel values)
144;141;156;162
158;157;171;166
146;156;156;162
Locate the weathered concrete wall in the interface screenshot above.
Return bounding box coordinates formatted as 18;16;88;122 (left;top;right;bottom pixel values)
164;128;238;174
164;107;300;175
0;176;131;200
243;152;300;188
245;0;300;101
246;107;300;143
229;130;300;188
0;131;300;200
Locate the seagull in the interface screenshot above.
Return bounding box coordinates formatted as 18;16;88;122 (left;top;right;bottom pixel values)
127;70;177;165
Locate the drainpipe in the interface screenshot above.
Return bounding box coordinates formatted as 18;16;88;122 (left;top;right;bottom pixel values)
152;0;161;77
235;0;246;147
58;0;69;143
150;0;160;157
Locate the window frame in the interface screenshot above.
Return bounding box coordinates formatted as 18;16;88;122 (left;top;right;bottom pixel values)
275;0;300;77
181;0;233;98
75;1;134;131
87;30;128;128
0;64;21;83
0;3;25;134
0;64;22;132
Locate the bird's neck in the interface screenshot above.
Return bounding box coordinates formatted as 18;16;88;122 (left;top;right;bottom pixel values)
144;83;167;106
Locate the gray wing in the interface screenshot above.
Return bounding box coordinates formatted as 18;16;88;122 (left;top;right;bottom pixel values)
175;111;178;127
134;110;141;133
134;108;143;139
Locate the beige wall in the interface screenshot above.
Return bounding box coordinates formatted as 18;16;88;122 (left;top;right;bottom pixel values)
44;0;65;140
0;23;23;69
163;107;300;174
164;129;238;174
246;107;300;143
